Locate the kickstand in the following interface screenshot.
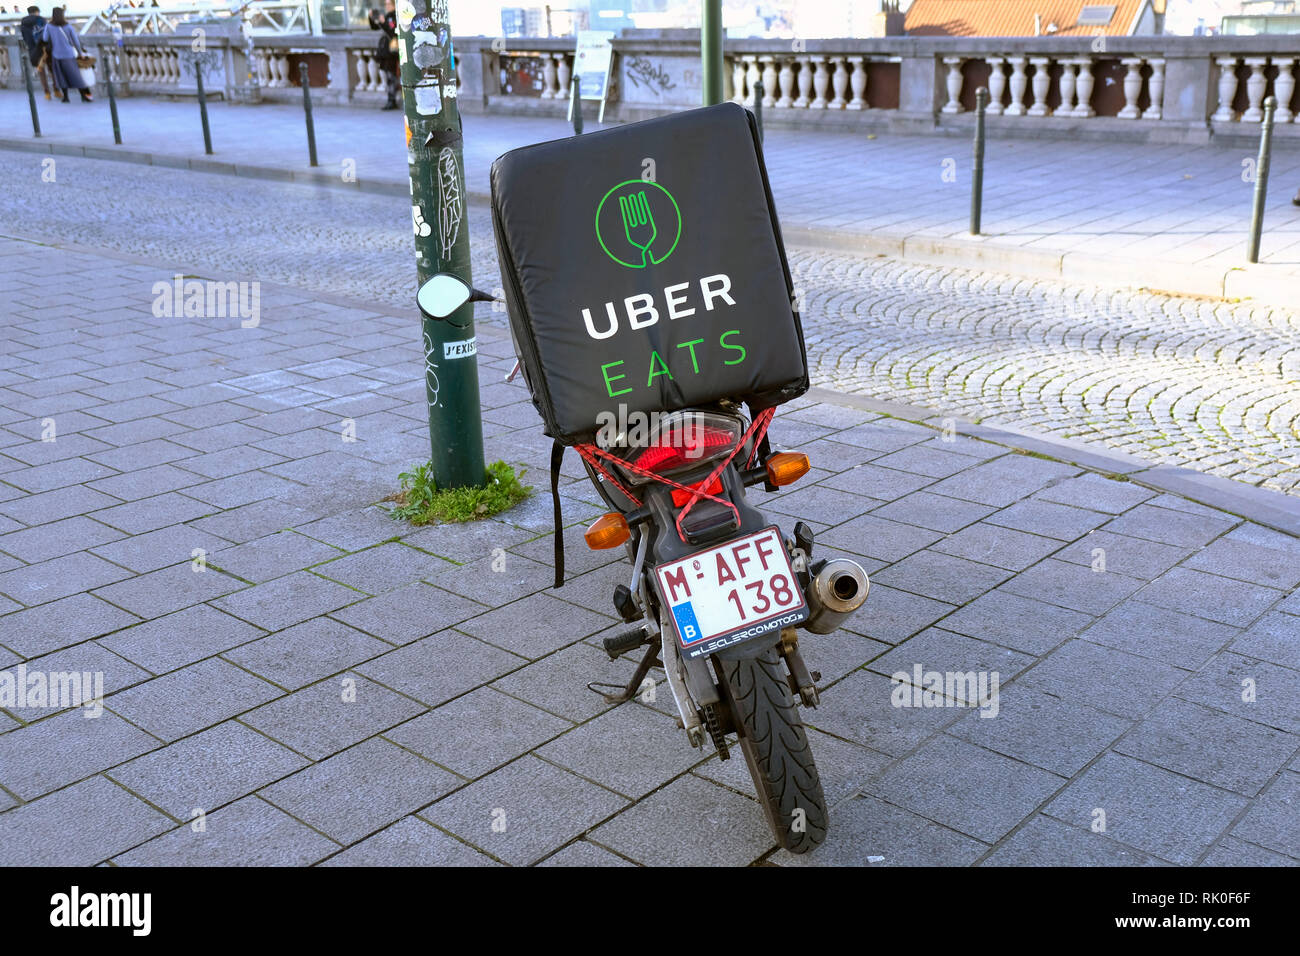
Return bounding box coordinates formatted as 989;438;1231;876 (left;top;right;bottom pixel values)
587;642;662;704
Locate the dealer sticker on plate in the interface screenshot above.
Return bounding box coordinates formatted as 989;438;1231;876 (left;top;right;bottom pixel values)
655;527;808;659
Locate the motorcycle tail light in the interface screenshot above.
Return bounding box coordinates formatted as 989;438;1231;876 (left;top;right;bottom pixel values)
626;412;743;481
766;452;810;487
585;512;631;550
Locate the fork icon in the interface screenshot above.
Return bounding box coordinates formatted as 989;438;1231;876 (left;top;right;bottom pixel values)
618;190;658;268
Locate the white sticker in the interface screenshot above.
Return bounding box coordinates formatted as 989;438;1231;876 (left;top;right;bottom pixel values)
414;84;443;115
443;338;477;359
397;0;415;31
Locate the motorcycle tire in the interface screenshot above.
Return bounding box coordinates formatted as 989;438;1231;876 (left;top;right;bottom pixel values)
717;646;828;853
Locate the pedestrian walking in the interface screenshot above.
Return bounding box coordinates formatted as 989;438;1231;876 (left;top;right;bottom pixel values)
18;5;52;100
42;6;91;102
368;0;399;111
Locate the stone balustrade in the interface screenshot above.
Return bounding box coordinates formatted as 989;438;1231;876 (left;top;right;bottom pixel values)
726;52;902;111
3;28;1298;142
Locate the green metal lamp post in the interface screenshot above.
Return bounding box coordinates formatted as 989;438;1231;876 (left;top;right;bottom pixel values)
398;1;486;489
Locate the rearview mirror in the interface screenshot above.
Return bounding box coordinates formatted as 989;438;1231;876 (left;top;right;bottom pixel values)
417;273;471;319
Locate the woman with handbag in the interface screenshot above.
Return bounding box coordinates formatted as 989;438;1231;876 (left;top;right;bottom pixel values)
368;1;399;111
43;6;92;103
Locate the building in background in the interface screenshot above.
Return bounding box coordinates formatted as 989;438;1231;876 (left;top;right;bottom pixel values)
904;1;1162;36
1221;0;1300;32
456;1;918;38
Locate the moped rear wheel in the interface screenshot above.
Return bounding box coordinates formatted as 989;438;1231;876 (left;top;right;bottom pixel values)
716;646;828;853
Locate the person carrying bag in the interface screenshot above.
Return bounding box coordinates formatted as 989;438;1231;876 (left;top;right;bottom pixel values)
43;6;92;102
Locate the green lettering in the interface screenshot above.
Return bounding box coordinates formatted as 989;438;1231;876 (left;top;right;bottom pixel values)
721;330;746;366
602;360;632;397
646;350;673;385
675;338;705;374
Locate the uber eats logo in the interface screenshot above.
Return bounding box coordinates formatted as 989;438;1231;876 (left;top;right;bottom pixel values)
595;180;682;269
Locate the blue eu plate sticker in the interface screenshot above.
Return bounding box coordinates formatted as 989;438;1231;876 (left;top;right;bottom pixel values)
671;601;704;647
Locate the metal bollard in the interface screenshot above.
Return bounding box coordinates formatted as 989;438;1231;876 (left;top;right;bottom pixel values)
19;40;40;138
571;76;583;135
299;62;318;167
971;87;988;235
195;62;213;155
103;48;122;145
753;79;764;143
1247;96;1277;265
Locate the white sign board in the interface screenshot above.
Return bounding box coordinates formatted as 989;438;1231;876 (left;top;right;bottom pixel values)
570;29;614;122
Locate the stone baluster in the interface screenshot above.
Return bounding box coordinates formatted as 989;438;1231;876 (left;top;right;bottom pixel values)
1072;58;1096;117
847;56;867;110
829;56;848;109
731;55;746;104
1005;56;1028;116
260;49;274;89
985;56;1006;114
169;49;181;83
1117;57;1144;118
556;54;571;98
941;56;963;113
540;53;557;98
352;49;366;92
1243;57;1268;121
808;57;830;108
1058;60;1078;115
1211;56;1239;121
1028;56;1051;116
793;56;813;108
776;56;795;107
1275;58;1295;123
760;56;777;107
743;56;760;107
1143;58;1165;120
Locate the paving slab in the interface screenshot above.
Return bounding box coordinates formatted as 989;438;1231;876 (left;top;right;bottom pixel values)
320;815;499;867
0;775;174;866
113;796;339;867
1044;752;1250;865
423;755;628;867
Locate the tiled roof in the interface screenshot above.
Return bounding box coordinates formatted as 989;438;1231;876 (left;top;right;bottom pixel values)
904;0;1149;36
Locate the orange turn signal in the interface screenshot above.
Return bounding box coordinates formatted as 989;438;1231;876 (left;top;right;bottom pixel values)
766;452;810;488
585;512;631;550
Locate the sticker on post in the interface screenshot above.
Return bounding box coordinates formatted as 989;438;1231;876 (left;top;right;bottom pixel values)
443;337;476;359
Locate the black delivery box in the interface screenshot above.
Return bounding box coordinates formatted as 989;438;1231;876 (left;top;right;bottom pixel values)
489;102;809;445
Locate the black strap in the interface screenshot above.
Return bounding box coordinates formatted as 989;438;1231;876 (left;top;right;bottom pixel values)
550;439;565;589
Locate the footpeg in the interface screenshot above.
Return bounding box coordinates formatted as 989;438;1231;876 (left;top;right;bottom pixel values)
603;627;649;659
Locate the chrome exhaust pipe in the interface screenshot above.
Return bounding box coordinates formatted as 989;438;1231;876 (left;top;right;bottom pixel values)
803;558;870;634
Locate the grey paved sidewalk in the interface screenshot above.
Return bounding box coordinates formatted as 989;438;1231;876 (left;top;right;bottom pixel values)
1;234;1298;866
2;91;1299;303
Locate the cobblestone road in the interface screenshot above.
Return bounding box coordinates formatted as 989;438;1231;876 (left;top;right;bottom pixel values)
4;149;1298;494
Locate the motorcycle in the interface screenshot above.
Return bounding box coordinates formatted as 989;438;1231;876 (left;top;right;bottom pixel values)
418;274;872;853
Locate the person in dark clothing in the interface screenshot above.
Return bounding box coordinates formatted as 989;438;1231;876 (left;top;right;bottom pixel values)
368;0;399;110
19;5;53;100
